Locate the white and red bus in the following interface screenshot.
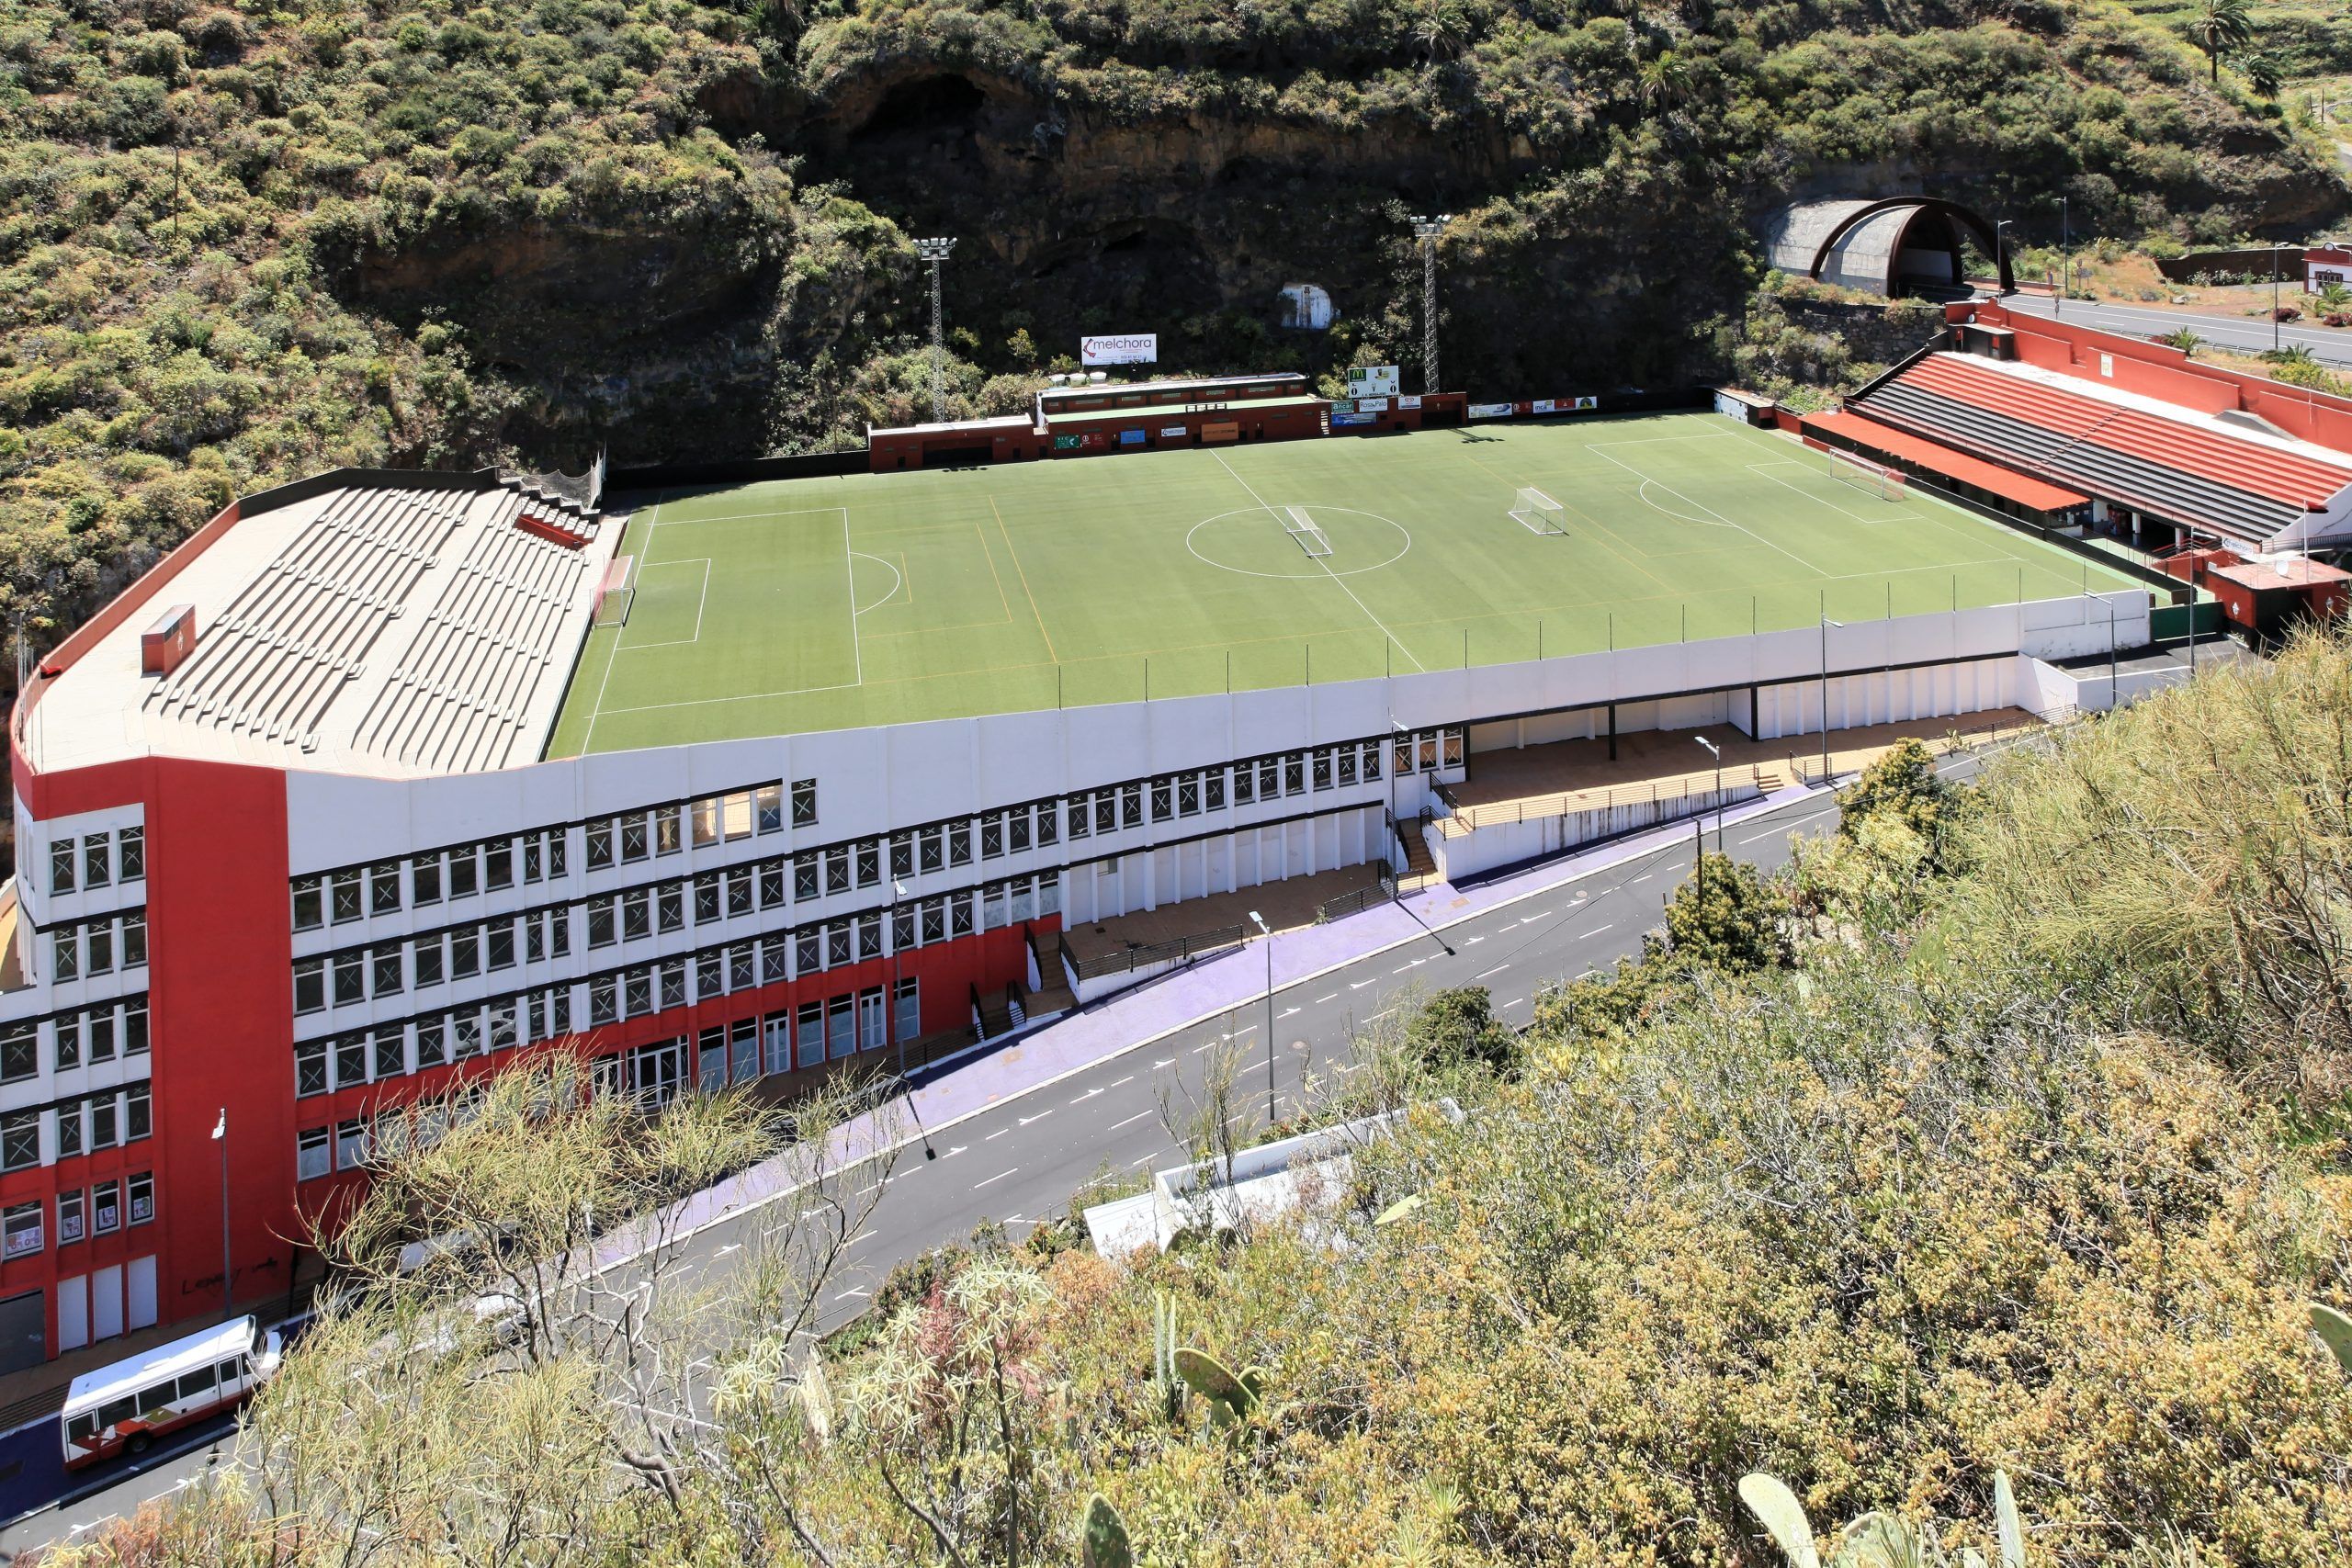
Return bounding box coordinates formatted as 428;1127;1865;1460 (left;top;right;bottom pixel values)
61;1315;283;1469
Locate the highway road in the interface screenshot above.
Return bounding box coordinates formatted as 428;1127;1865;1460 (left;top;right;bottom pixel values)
1996;290;2352;368
0;750;2002;1559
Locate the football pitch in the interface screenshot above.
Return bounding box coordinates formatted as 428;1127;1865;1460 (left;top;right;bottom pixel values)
547;412;2143;755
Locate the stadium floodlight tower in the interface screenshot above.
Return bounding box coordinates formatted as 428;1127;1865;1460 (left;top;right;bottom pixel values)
1409;214;1451;394
913;236;956;424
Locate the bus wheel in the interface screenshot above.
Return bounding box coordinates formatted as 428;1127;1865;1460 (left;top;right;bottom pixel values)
126;1433;150;1457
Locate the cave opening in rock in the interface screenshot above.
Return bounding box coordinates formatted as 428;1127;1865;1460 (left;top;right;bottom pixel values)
853;74;988;143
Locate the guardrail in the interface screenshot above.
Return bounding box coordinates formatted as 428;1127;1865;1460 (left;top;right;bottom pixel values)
1069;924;1249;982
1441;763;1778;833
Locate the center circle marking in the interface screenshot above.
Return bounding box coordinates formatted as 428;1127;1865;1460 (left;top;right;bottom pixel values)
1183;507;1414;580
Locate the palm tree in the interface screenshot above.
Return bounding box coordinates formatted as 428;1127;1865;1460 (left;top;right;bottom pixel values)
2189;0;2255;85
1636;50;1695;118
2239;49;2285;98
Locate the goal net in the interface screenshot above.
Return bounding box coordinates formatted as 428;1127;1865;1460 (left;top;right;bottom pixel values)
1510;487;1568;536
594;555;637;626
1283;505;1333;558
1826;448;1906;502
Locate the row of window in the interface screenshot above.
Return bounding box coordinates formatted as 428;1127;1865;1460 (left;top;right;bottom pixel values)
1;1173;153;1261
297;856;1053;1019
298;988;571;1099
585;780;812;871
0;1001;151;1085
697;979;921;1088
45;828;142;899
295;909;571;1014
1;1085;152;1172
293;829;567;931
48;912;146;986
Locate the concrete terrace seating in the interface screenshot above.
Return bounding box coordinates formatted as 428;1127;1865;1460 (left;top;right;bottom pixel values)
142;486;472;752
350;498;593;773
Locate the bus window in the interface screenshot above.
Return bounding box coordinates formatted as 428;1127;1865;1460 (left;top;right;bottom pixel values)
176;1364;217;1403
137;1382;175;1420
66;1414;96;1448
215;1357;243;1389
96;1396;135;1430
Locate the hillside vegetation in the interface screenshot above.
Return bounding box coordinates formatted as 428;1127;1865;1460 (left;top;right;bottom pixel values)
0;0;2344;651
50;639;2352;1567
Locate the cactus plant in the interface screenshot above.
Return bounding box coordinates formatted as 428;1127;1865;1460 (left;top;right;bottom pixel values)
1152;1290;1182;1420
2311;1302;2352;1376
1080;1492;1133;1568
1374;1193;1425;1227
1174;1346;1268;1427
1739;1470;2028;1568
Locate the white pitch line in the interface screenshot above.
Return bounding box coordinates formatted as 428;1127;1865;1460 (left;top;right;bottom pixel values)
842;509;864;686
1212;451;1425;671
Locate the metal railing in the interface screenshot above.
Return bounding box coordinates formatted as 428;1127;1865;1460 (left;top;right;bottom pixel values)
1315;863;1396;923
1069;924;1248;982
1440;762;1778;833
1787;707;2076;785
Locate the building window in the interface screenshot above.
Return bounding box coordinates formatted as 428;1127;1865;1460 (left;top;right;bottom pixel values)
330;870;362;923
758;862;784;910
1121;785;1144;829
1068;799;1090;840
414;939;445;988
692;799;719;849
1284;755;1305;795
296;1040;328;1098
447;847;479;900
757;784;785;834
0;1025;34;1084
791;779;817;827
57;1189;84;1246
622;890;651;942
450;929;480;980
91;1096;116;1148
370;864;401;916
1338;749;1359;788
1204;771;1226;811
949;822;972;866
51;931;76;983
83;834;110;890
124;1004;148;1056
53;1016;79;1071
374;1030;404;1080
485;840;513;891
127;1172;153;1225
982;816;1006;858
294;960;325;1015
332;953;365;1008
1313;752;1333;791
92;1179;119;1234
85;923;113;976
126;1085;149;1141
590;976;617;1027
55;1103;81;1158
855;843;879;889
1093;793;1116;833
335;1121;368;1172
297;1128;331;1182
1444;728;1464;768
290;876;322;931
1150;783;1172;823
417;1019;447;1068
413;855;443;906
620;816;649;863
373;945;404;997
3;1111;40;1171
86;1012;114;1063
49;840;74;897
793;859;819;902
1178;778;1200;817
123;914;149;968
895;977;920;1043
586;820;614;871
523;836;544;884
728;869;754;918
588;899;616;949
3;1203;42;1260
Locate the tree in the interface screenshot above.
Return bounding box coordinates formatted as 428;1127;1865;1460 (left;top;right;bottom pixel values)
2189;0;2255;84
1838;737;1952;852
2238;49;2285;98
1637;50;1696;118
2161;327;2204;355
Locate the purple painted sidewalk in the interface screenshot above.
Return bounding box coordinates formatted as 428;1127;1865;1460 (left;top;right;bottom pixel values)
603;782;1824;1267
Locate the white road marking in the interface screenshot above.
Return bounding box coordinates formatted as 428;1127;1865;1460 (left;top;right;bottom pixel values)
1019;1109;1054;1126
1152;1057;1175;1068
1108;1109;1155;1131
833;1286;870;1302
1279;1006;1301;1018
1312;993;1339;1004
1069;1088;1102;1105
1108;1075;1135;1089
986;1126;1012;1140
1502;998;1526;1009
1476;964;1510;979
1349;978;1375;990
973;1167;1019;1190
1577;923;1615;938
1462;935;1485;945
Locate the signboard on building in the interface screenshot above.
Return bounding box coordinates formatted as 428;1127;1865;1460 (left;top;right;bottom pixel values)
1347;366;1401;398
1398;395;1422;411
1468;402;1515;419
1080;334;1158;367
1201;421;1240;444
1532;399;1557;414
1329;398;1356;416
1332;412;1376;427
1118;429;1147;446
1355;396;1390;413
1159;426;1189;438
1053;434;1082;450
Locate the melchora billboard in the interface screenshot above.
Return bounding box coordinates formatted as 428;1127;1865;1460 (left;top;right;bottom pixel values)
1081;334;1158;366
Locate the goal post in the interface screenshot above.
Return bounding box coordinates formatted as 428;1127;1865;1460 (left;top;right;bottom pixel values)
1282;504;1333;558
1826;447;1906;502
594;554;637;626
1510;487;1567;536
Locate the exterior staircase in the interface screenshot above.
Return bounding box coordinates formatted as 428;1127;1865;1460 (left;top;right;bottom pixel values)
1394;813;1441;894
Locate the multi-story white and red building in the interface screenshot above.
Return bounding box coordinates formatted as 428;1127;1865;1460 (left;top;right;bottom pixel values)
0;422;2152;1371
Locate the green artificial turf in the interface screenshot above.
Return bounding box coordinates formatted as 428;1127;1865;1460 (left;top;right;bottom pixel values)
547;412;2143;756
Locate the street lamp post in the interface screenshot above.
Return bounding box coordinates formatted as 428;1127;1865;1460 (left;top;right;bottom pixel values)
1694;735;1723;864
912;237;956;424
211;1109;231;1316
1249;910;1274;1127
2058;197;2069;313
1993;220;2012;294
1408;215;1451;394
2272;242;2295;353
1817;615;1842;781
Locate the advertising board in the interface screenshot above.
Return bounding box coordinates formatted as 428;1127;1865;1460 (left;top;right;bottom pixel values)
1080;334;1158;367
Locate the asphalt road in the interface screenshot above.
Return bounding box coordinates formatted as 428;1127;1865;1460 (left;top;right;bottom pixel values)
0;751;2003;1559
1996;290;2352;367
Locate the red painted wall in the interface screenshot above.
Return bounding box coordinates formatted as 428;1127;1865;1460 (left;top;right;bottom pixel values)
144;759;296;1320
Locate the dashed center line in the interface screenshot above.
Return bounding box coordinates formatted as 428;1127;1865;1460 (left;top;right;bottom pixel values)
1108;1109;1155;1131
1476;964;1510;979
1578;923;1615;938
1312;992;1339;1004
1349;978;1375;990
973;1166;1019;1190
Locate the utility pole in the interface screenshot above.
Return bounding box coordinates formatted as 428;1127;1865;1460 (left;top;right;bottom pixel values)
1249;911;1274;1126
2058;196;2068;313
913;237;956;424
212;1109;231;1315
1409;215;1451;393
1818;615;1841;782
